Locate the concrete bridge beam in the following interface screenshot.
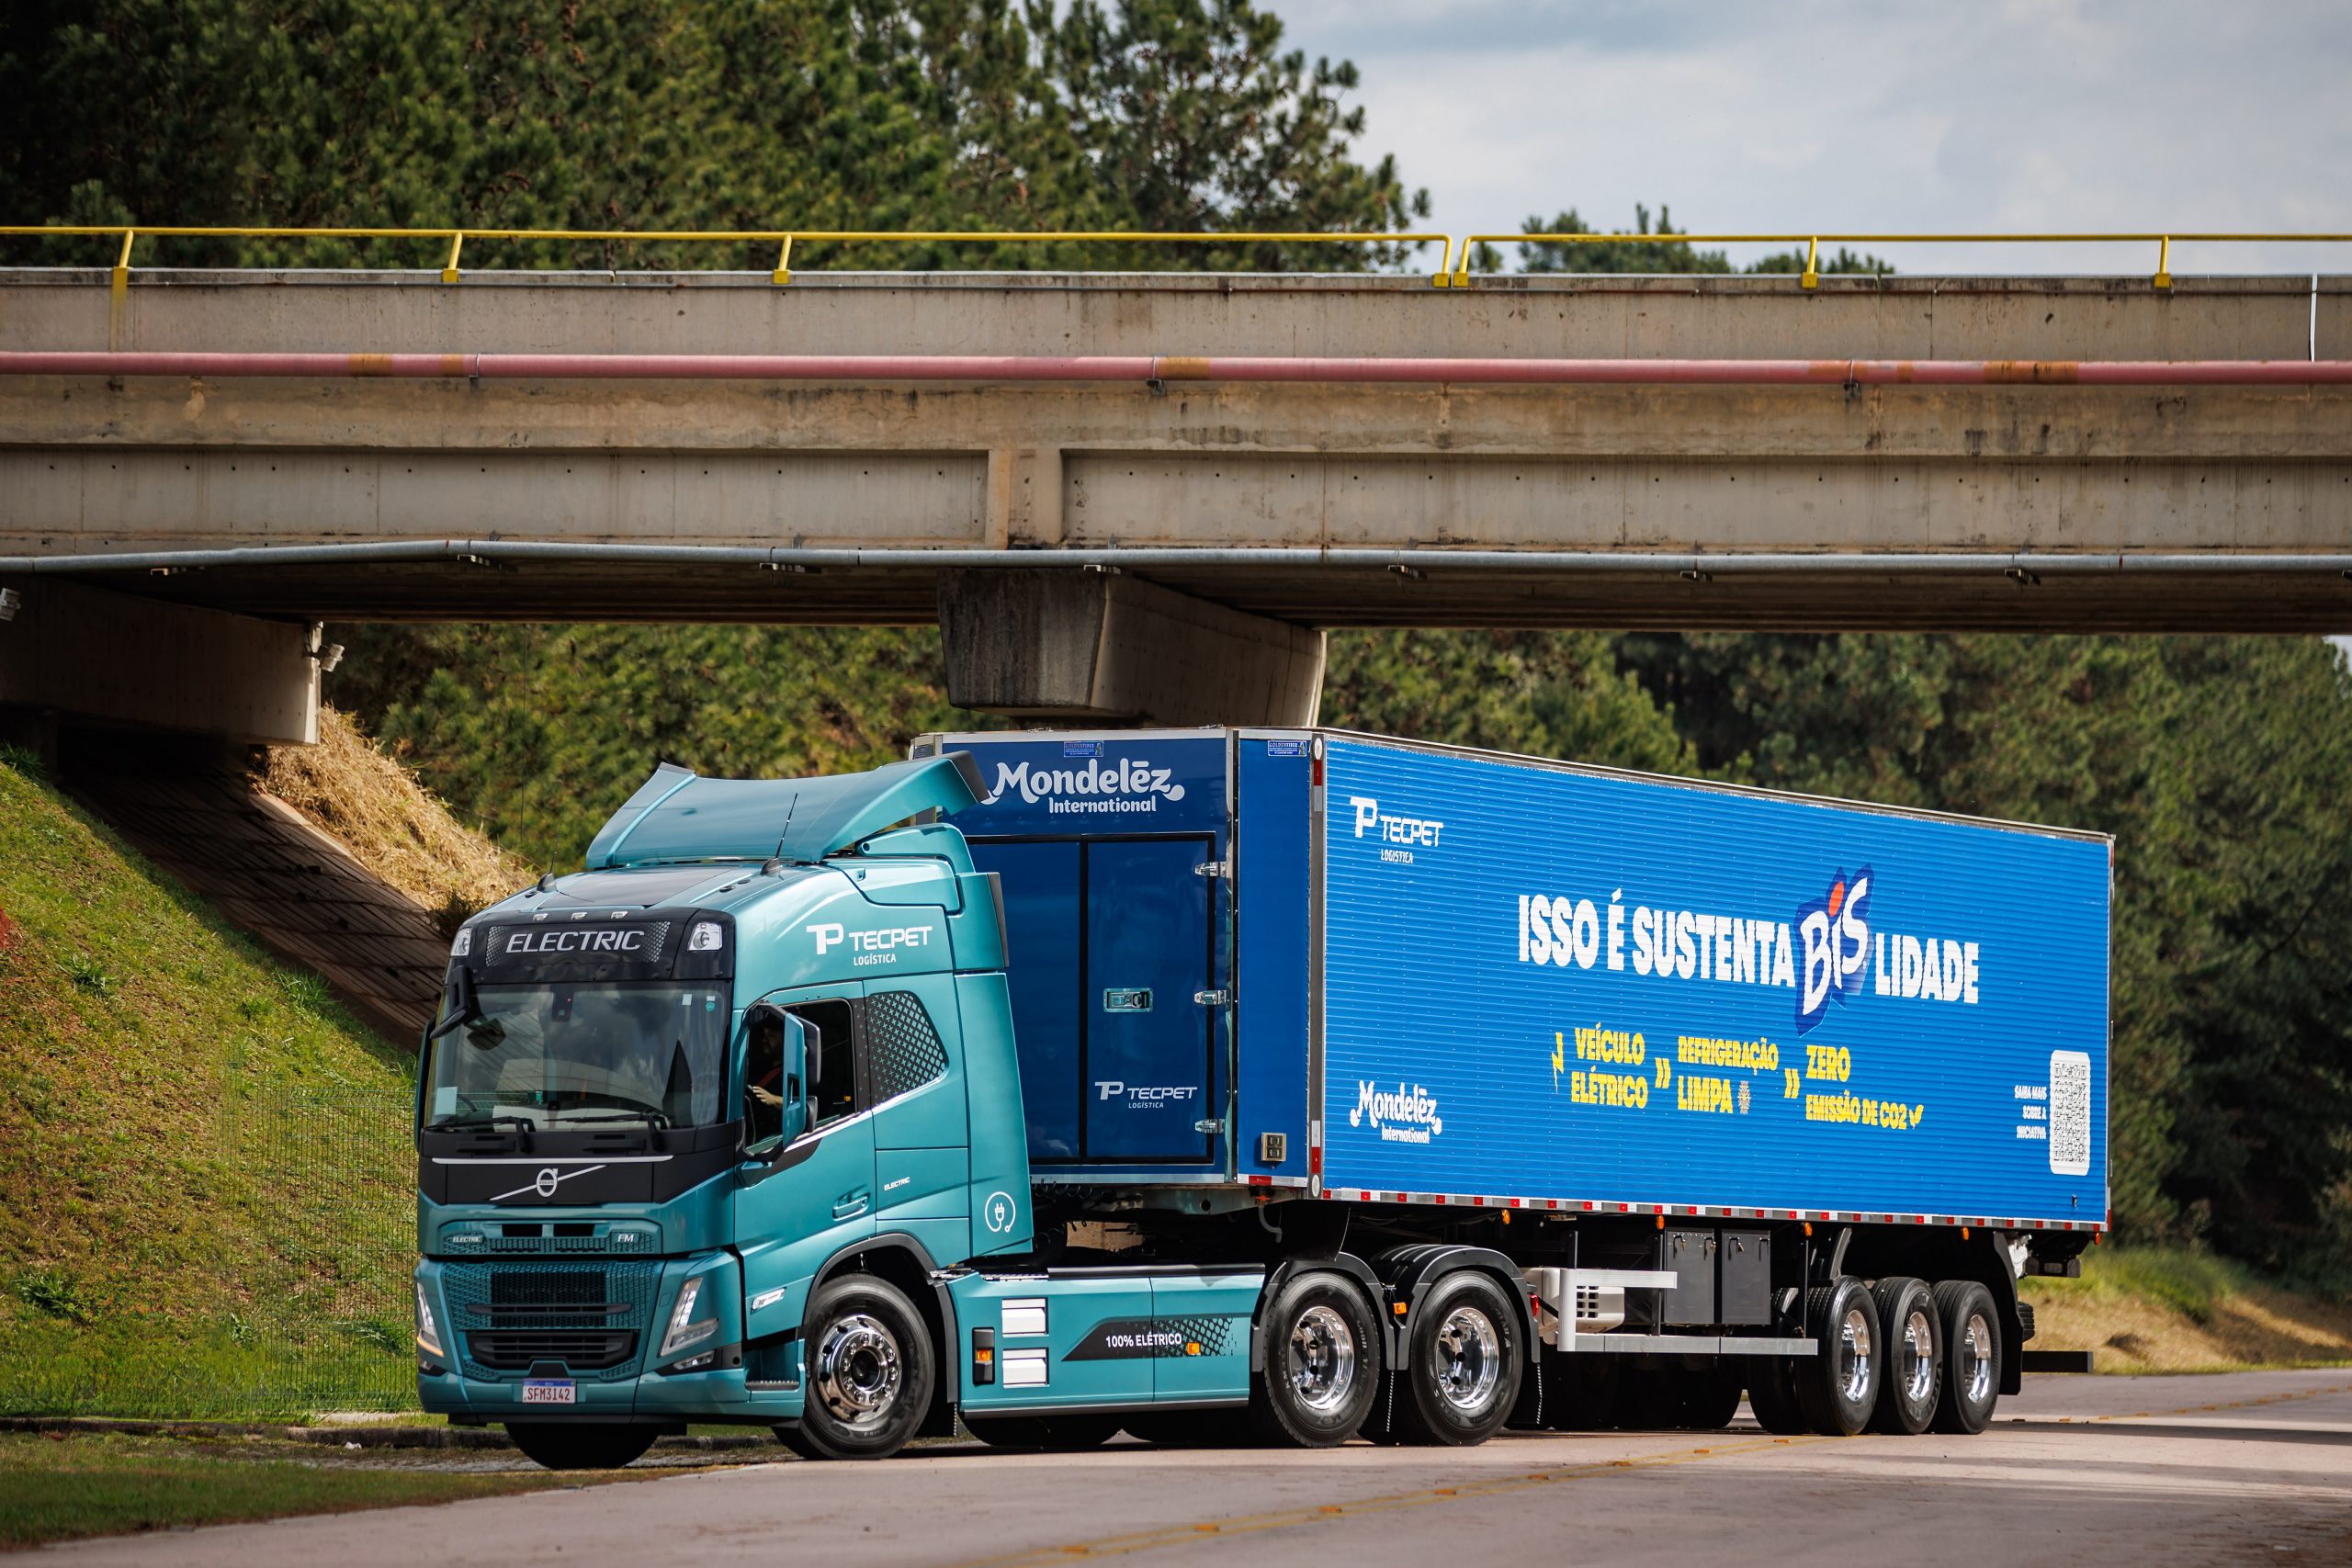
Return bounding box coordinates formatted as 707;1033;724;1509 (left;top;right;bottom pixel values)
939;569;1324;727
0;578;320;745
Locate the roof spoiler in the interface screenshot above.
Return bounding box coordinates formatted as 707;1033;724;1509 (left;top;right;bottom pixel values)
583;751;988;869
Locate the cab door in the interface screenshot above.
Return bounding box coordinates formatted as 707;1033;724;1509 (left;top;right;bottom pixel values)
736;992;876;1356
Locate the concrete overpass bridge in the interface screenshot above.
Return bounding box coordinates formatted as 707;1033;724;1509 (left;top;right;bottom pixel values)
2;263;2347;739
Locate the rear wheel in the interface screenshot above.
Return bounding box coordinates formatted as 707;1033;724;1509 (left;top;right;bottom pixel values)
503;1423;659;1471
1393;1271;1521;1446
792;1273;935;1459
1793;1276;1881;1436
1929;1280;2002;1435
1250;1271;1380;1447
1868;1278;1942;1435
963;1415;1122;1450
1744;1357;1810;1434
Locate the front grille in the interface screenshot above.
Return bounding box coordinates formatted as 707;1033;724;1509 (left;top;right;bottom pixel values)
440;1260;660;1382
493;1269;606;1307
467;1330;639;1371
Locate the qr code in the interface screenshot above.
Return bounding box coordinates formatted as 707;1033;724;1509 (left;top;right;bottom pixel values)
2048;1051;2091;1177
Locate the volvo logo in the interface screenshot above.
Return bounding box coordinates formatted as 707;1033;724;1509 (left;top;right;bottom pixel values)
490;1163;608;1203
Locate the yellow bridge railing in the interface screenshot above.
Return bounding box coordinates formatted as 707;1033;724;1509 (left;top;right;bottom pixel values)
3;223;2348;292
1472;231;2352;289
0;225;1447;291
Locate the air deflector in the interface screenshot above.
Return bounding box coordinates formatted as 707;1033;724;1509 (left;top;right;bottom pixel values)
585;753;986;868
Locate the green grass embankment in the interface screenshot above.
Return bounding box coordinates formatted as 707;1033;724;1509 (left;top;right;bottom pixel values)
0;750;417;1417
0;1429;629;1550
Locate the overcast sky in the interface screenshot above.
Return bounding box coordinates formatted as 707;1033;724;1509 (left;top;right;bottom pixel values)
1275;0;2349;279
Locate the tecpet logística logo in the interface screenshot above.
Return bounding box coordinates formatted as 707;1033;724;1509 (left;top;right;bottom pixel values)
1349;795;1444;865
1350;1080;1443;1144
982;756;1185;817
1794;865;1873;1034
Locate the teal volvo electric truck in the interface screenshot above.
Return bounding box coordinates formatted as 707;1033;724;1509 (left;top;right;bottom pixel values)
415;729;2110;1467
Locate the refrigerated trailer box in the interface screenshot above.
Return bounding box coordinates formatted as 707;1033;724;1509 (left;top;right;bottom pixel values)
922;728;2111;1234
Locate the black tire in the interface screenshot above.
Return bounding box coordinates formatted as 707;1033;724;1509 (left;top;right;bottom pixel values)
1393;1271;1522;1446
1668;1365;1742;1431
1792;1276;1882;1437
793;1273;935;1459
1250;1270;1381;1447
1929;1280;2002;1435
1541;1352;1623;1431
1125;1410;1246;1449
503;1422;659;1471
1868;1277;1942;1435
772;1423;823;1459
963;1414;1123;1450
1744;1357;1809;1434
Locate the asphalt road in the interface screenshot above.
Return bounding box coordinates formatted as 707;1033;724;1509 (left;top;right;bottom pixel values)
48;1370;2352;1567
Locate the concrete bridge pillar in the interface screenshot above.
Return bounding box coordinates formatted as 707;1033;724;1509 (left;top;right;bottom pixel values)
938;570;1325;728
0;578;321;747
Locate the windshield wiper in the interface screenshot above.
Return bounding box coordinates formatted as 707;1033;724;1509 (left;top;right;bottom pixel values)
427;1114;536;1134
551;1109;673;1129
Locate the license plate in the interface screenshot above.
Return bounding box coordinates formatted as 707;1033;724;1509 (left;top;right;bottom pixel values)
521;1379;576;1405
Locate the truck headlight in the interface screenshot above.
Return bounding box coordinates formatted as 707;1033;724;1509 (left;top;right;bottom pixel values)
661;1277;718;1358
415;1280;444;1359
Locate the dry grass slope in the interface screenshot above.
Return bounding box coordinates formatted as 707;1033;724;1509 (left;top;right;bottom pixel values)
2023;1247;2352;1372
263;708;537;923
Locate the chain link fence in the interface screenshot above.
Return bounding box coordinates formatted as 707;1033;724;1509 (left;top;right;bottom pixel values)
3;1081;419;1420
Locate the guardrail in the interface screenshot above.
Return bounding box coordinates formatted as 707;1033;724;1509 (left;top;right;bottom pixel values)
0;225;1447;290
1476;231;2352;289
2;223;2348;290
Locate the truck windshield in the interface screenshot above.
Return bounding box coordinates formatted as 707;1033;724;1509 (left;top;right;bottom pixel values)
423;982;730;1131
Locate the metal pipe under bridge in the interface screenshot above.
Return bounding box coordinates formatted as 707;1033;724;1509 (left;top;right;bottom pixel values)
2;263;2347;737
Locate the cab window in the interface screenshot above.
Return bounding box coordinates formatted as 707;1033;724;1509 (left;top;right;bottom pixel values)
787;998;860;1127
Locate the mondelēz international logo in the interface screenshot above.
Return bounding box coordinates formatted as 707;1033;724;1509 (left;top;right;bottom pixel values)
981;757;1185;817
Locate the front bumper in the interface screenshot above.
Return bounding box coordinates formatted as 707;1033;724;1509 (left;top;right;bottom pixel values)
417;1251;782;1420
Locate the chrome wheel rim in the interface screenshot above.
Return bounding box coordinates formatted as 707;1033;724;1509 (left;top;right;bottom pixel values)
1431;1305;1502;1413
813;1312;902;1430
1959;1312;1994;1404
1902;1307;1936;1404
1288;1303;1357;1414
1838;1304;1874;1405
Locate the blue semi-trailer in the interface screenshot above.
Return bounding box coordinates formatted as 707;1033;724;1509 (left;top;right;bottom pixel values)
413;728;2109;1467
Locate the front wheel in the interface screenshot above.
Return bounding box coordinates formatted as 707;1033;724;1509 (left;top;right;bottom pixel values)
504;1422;659;1471
1250;1270;1381;1447
792;1273;935;1459
1929;1280;2001;1434
1793;1276;1882;1437
1394;1271;1522;1446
